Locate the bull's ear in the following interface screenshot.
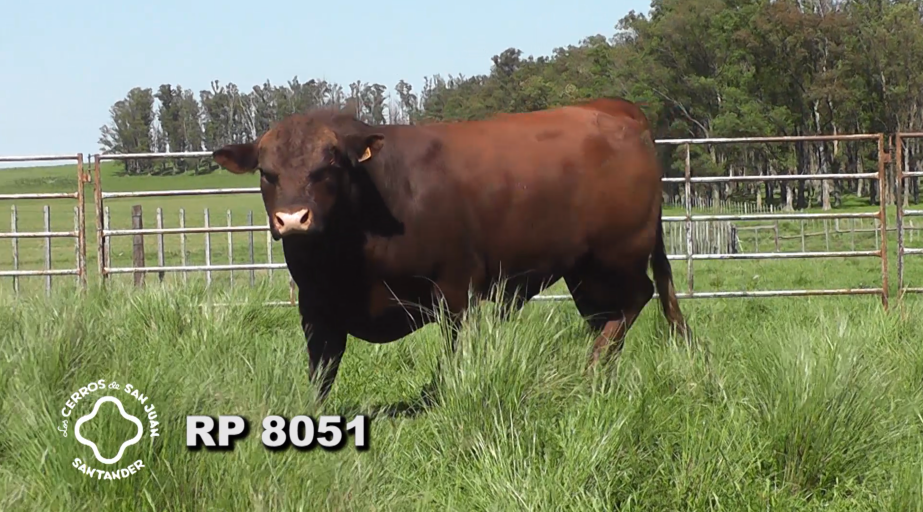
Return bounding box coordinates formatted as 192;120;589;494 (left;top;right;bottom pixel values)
342;133;385;165
213;143;259;174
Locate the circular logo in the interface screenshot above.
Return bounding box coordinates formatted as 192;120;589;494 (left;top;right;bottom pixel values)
57;379;160;481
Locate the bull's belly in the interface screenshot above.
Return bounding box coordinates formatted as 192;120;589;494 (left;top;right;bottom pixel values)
482;270;563;301
342;272;560;344
344;306;436;344
341;278;447;344
296;264;564;345
339;271;561;343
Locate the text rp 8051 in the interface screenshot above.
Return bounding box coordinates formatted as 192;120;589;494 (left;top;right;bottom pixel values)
186;414;370;451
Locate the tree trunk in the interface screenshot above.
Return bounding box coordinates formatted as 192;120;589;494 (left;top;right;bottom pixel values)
812;100;832;210
765;159;775;206
796;141;808;209
727;163;734;199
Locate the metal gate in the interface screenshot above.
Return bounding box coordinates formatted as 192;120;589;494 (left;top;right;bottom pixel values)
658;134;889;309
0;133;903;306
0;153;88;295
896;132;923;297
82;133;891;308
90;152;298;305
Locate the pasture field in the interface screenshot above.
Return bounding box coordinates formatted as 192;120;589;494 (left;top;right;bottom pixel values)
2;278;923;511
2;161;923;509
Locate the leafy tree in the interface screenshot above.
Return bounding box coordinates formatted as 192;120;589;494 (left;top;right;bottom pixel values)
99;0;923;208
98;87;155;175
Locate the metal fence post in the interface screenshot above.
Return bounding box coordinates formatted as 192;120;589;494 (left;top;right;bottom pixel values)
43;205;51;296
10;206;18;294
896;133;905;297
93;154;107;282
684;142;694;296
180;208;187;284
76;153;87;289
878;133;890;310
204;208;212;287
156;207;165;283
248;210;255;286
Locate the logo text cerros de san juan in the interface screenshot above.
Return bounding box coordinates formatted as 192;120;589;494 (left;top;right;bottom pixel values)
58;379;160;481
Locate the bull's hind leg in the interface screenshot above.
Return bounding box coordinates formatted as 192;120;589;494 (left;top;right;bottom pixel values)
564;260;654;365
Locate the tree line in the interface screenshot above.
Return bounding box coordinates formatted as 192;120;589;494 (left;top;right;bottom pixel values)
98;0;923;210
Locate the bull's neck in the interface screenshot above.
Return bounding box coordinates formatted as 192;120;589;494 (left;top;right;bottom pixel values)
361;141;411;209
351;130;411;237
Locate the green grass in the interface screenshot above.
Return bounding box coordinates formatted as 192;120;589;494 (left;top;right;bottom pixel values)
1;279;923;510
2;161;923;509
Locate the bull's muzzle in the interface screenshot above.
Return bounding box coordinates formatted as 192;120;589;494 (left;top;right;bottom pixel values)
272;208;313;237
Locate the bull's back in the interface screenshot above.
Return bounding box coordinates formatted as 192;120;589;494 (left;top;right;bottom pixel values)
429;105;662;266
572;97;652;134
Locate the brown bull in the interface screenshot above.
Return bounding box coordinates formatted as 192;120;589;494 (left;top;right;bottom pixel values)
213;98;690;401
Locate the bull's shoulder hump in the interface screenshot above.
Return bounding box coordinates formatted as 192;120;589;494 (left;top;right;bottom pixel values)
593;110;631;136
590;110;654;151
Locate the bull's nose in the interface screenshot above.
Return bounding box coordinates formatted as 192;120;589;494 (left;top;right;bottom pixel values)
272;209;312;235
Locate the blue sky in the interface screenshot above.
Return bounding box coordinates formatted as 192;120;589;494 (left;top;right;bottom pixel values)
0;0;650;166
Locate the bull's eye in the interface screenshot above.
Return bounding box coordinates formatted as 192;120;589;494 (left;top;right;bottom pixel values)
308;169;327;183
259;169;278;185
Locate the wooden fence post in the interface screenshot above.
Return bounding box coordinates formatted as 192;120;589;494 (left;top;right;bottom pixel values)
132;205;145;287
774;221;780;252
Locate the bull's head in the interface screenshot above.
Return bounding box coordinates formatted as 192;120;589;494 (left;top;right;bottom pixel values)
212;110;384;240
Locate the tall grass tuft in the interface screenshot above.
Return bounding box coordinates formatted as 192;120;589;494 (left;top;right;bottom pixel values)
1;279;922;511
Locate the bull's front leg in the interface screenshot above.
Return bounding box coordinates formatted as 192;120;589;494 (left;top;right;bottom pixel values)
301;317;347;403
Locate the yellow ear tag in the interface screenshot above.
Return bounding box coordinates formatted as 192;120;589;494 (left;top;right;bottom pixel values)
358;147;372;162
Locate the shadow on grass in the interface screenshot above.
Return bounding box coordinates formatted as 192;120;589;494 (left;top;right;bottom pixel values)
334;375;443;420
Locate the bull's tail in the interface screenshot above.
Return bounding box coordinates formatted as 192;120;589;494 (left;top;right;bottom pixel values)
651;209;691;342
